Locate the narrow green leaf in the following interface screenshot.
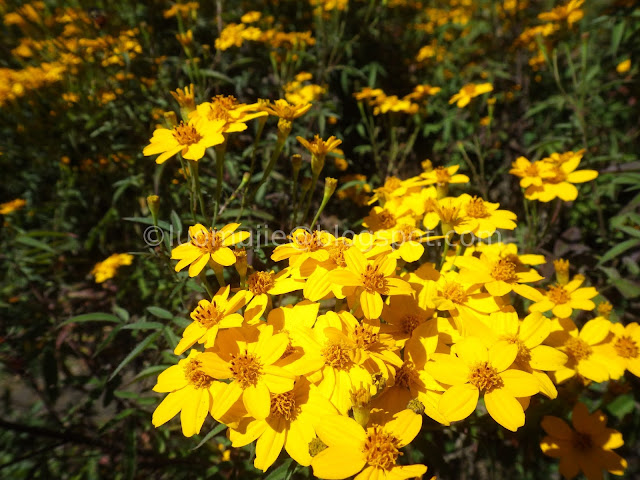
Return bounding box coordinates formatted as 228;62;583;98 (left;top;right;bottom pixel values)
192;422;227;451
110;331;161;380
146;306;174;319
60;312;122;327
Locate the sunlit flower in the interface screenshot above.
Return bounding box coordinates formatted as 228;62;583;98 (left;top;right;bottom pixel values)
143;118;225;164
0;198;26;215
529;275;597;318
91;253;133;283
449;83;493;108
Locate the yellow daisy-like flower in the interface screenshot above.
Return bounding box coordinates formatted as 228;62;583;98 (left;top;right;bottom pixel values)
509;156;546;188
152;350;221;437
199;325;296;421
529;275;598;318
244;269;305;323
427;337;539;431
456;251;542;298
190;95;267;134
608;322;640;378
538;0;585;27
271;228;334;267
173;286;248;355
459;194;517;239
380;295;434;347
263;99;312;120
91;253;133;283
328;247;412;319
420;165;470;188
546;317;613;384
525;150;598;202
0;198;26;215
171;223;250;277
229;377;336;472
143;118;225;164
541;402;627;480
312;409;427;480
449;82;493;108
616;59;631;74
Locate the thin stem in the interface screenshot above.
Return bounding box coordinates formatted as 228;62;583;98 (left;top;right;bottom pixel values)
190;160;207;221
212;142;226;226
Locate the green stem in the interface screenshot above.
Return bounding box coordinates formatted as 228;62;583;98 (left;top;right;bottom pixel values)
212;142;226;226
190;160;207;221
236;117;267;222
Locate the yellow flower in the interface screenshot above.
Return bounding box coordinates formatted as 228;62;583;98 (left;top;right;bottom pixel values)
296;135;342;172
312;409;427;480
170;84;196;118
509;156;546;188
538;0;585;27
329;247;412;319
244;269;304;323
381;296;434;347
606;322;640;378
546;317;613;383
263;99;312;120
459;194;517;238
152;350;220;437
0;198;26;214
271;228;334;267
487;311;568;398
143;118;225;164
91;253;133;283
240;11;261;23
449;83;493;108
174;286;248;355
199;325;296;421
229;377;336;471
427;337;539;431
171;223;250;277
541;402;627;479
456;250;542;298
529;275;597;318
616;59;631;74
525;150;598;202
191;95;267;134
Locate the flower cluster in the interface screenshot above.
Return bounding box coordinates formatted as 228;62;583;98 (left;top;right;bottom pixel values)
148;114;630;477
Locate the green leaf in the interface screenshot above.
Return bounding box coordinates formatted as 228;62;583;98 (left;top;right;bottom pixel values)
597;238;640;265
606;394;634;419
15;235;55;253
192;422;227;451
121;321;164;331
60;312;122;327
110;331;161;380
199;69;234;84
264;458;295;480
146;306;174;319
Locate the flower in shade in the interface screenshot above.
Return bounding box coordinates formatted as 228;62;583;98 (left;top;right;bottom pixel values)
540;402;627;479
311;409;427;480
143;118;225;164
616;59;631;74
171;223;250;277
608;322;640;378
0;198;26;215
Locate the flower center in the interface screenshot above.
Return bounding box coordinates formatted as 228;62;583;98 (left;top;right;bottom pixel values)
435;167;451;185
270;390;298;421
564;337;592;361
292;230;324;252
173;122;203;146
395;362;419;389
572;432;593;452
502;334;531;367
547;284;570;304
353;324;378;350
400;314;421;335
362;264;386;294
491;259;517;283
614;336;639;359
327;242;349;267
191;301;224;328
322;342;352;370
363;425;402;470
525;164;539;176
247;271;275;295
465;196;489;218
191;228;222;254
469;361;503;393
184;358;215;389
378;210;396;230
441;281;467;304
229;353;262;388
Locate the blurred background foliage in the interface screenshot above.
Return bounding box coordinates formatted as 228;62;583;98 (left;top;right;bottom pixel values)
0;0;639;478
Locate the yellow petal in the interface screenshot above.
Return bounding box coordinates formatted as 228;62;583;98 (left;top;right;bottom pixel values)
488;341;518;372
541;415;573;439
484;388;524;432
180;387;210;437
426;354;470;385
254;418;286;471
152;388;188;427
315;415;366;448
211;247;236;266
385;409;422;447
188;253;210;277
243;382;271;420
500;369;539;397
360;290;383;319
312;446;366;480
438;383;478;422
